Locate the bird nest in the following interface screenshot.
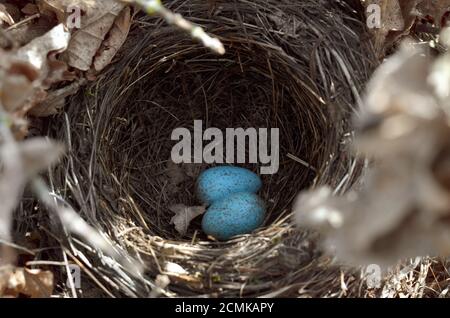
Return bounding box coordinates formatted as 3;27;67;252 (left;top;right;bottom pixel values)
44;0;376;297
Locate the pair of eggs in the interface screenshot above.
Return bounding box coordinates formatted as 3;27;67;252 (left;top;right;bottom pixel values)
196;166;266;240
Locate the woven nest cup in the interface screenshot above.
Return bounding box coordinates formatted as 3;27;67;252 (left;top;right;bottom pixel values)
47;0;376;297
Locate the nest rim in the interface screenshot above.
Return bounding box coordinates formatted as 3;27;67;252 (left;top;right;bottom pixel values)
44;0;375;297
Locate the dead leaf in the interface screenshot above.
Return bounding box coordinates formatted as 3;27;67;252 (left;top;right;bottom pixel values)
64;1;125;71
295;39;450;268
30;79;85;116
0;53;42;113
169;204;206;236
363;0;419;53
4;14;55;48
40;0;126;71
43;52;78;87
368;0;450;51
0;136;64;257
93;7;131;72
22;4;40;16
166;160;186;187
18;138;65;177
0;63;36;112
383;0;406;31
16;23;70;70
0;4;16;26
0;23;71;116
10;115;30;140
416;0;450;26
0;267;54;298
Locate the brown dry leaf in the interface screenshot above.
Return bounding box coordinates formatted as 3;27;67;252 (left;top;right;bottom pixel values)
0;268;54;298
295;40;450;268
416;0;450;25
0;15;55;49
10;115;30;140
44;52;78;86
3;3;21;21
0;61;37;112
27;52;77;117
0;23;71;115
363;0;419;53
0;4;16;26
366;0;450;52
169;204;206;236
93;6;131;72
16;23;70;71
40;0;125;71
396;0;421;30
1;22;73;116
30;79;85;116
22;3;40;16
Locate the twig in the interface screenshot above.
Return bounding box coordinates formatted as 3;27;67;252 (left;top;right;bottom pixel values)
6;13;40;31
131;0;225;55
287;153;317;172
0;238;35;256
31;177;143;276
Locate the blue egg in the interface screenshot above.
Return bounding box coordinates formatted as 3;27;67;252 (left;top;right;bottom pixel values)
196;166;262;205
202;192;266;240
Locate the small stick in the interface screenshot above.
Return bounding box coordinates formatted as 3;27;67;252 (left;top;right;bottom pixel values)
130;0;225;55
287;153;317;172
7;13;40;31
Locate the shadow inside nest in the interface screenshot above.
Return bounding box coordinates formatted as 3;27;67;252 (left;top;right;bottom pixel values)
40;0;377;297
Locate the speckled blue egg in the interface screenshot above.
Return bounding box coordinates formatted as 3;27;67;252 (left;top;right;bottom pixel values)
202;192;266;240
196;166;262;205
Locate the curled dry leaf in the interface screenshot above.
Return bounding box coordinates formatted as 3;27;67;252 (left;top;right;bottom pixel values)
44;52;78;86
0;60;37;112
16;23;70;71
0;4;16;26
0;23;72;117
5;23;69;112
93;6;132;72
0;136;65;266
18;138;66;177
0;267;53;298
416;0;450;26
295;39;450;268
21;4;40;16
30;79;85;116
4;12;56;49
169;204;206;236
362;0;450;53
363;0;419;53
40;0;126;71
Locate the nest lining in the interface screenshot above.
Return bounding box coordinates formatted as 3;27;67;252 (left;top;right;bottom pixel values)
45;0;375;297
